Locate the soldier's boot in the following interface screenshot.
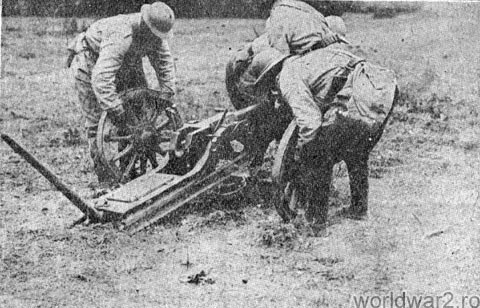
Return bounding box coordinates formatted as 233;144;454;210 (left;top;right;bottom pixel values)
302;162;333;236
342;156;370;220
339;203;367;220
304;192;329;236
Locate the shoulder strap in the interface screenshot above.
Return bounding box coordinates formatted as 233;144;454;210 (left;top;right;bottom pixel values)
346;55;365;70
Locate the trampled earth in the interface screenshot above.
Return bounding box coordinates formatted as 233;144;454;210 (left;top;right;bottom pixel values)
1;3;479;307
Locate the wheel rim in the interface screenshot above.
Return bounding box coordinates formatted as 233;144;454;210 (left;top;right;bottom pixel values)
271;120;299;222
96;95;182;184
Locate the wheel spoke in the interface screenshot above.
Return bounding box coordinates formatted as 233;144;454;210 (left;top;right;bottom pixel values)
105;135;133;142
156;119;171;131
121;153;138;183
112;144;134;162
140;156;147;175
149;112;159;123
96;99;181;184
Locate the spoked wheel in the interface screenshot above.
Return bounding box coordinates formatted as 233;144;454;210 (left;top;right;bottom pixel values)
271;120;299;222
96;89;182;184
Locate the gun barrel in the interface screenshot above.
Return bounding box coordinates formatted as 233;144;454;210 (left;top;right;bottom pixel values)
1;133;103;222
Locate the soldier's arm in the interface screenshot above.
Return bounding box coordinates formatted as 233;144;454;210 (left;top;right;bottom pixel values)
265;17;291;54
91;35;131;114
148;40;176;93
278;64;322;145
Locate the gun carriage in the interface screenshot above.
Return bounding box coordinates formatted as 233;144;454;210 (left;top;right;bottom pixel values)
2;88;296;233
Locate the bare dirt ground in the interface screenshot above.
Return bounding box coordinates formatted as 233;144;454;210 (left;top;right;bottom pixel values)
1;3;480;307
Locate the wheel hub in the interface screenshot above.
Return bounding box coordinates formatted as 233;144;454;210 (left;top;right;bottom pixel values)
96;88;183;184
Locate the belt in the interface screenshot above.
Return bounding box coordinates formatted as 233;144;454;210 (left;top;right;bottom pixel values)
298;33;343;55
66;32;99;67
345;57;365;71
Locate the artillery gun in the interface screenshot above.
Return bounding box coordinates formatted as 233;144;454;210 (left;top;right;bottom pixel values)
2;88;296;233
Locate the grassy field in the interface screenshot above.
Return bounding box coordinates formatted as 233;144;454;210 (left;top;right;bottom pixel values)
1;3;480;307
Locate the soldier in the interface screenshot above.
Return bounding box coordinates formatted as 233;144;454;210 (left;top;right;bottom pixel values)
273;18;398;233
67;2;176;182
226;2;349;109
226;46;292;172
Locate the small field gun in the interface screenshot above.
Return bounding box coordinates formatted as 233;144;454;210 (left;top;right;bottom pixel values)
2;89;294;233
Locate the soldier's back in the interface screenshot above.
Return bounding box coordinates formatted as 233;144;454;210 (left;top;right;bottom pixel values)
85;13;139;52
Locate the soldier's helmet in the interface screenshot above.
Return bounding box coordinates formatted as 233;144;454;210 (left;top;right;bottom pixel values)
225;46;288;110
253;48;289;85
141;2;175;40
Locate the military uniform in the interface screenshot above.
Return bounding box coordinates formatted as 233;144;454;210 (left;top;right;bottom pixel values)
277;46;397;227
70;13;175;132
266;0;340;55
69;12;175;181
226;0;343;110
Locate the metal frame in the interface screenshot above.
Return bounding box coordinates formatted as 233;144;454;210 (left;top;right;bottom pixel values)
2;103;282;233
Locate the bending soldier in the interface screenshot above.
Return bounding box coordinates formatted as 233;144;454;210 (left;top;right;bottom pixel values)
227;17;397;233
273;19;398;232
226;1;349;110
68;2;176;182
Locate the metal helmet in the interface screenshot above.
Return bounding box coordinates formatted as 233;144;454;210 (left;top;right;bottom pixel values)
141;2;175;40
252;48;289;85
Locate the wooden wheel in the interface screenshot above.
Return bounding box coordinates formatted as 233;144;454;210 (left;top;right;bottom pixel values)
96;89;182;184
271;120;299;222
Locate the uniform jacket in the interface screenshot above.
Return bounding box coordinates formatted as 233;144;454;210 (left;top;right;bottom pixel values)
266;0;336;55
278;46;397;144
80;13;175;109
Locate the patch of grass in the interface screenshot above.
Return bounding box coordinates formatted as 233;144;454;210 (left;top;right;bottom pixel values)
33;29;48;37
461;141;479;152
347;1;423;18
5;25;21;32
406;93;451;120
394;73;451;124
64;18;78;35
258;222;298;249
369;150;403;179
18;52;36;60
188;210;247;229
62;128;82;146
391;66;449;124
